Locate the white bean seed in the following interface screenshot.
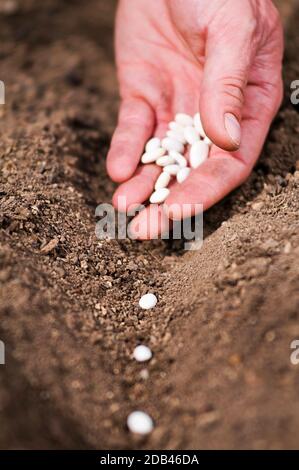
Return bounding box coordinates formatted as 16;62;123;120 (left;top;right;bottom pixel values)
193;112;206;138
155;172;171;190
175;113;194;127
166;130;186;145
204;135;212;146
177;167;191;184
184;126;200;145
161;137;184;153
156;155;176;167
149;188;170;204
139;293;158;309
145;137;161;153
169;151;187;168
127;411;154;435
133;345;152;362
190;141;210;169
163;164;180;176
169;121;185;133
141;148;165;164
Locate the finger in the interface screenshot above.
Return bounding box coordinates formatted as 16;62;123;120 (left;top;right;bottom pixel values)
128;204;171;240
111;118;170;212
112;164;161;212
165;80;283;220
106;98;155;183
199;3;258;151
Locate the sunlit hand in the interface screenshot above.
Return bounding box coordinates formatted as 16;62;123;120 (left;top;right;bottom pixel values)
106;0;283;239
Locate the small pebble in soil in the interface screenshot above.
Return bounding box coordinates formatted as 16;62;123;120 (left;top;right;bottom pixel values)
139;293;158;310
133;345;153;362
127;411;154;435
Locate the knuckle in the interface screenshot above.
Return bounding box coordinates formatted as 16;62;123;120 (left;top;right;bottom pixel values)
219;75;246;108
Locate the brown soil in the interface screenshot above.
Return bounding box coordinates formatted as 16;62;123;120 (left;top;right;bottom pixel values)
0;0;299;450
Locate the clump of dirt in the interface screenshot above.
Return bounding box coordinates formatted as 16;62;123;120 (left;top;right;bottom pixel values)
0;0;299;450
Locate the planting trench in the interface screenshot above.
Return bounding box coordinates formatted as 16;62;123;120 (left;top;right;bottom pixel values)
0;0;299;449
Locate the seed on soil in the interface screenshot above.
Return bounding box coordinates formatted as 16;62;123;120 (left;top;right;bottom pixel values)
184;125;200;145
150;188;170;204
170;151;187;168
163;164;180;176
177;167;191;184
145;137;161;153
175;113;194;127
156;155;176;167
141;147;165;164
139;293;158;310
127;411;154;435
133;345;153;362
190;141;209;169
155;172;171;190
161;137;184;154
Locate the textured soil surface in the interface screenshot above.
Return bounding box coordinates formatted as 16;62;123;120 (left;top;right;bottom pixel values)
0;0;299;450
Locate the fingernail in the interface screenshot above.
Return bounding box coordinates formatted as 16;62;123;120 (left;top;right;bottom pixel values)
224;113;241;147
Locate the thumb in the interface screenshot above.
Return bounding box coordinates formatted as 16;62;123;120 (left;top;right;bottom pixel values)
200;13;258;151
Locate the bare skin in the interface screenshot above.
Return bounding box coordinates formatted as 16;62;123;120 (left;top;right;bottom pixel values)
107;0;283;239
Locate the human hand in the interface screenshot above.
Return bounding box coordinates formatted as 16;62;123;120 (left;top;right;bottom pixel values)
106;0;283;239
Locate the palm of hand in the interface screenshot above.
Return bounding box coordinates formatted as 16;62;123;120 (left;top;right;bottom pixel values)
107;0;283;239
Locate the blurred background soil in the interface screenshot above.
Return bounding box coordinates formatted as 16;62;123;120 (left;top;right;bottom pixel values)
0;0;298;449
